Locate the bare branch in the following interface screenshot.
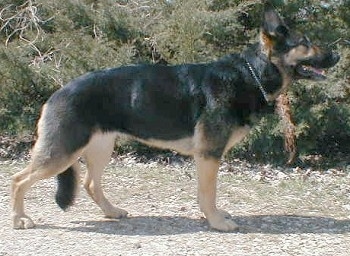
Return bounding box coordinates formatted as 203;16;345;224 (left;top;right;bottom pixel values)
0;0;53;47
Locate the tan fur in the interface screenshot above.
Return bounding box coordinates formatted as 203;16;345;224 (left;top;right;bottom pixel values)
260;32;273;58
283;45;318;66
11;150;83;229
267;67;292;101
192;124;243;231
224;125;251;154
260;32;294;102
138;123;251;157
194;154;238;231
12;104;80;227
83;132;128;218
137;136;195;156
192;122;208;155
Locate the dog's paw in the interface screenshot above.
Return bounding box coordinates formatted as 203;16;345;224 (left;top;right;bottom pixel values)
207;209;239;232
13;214;35;229
104;207;128;219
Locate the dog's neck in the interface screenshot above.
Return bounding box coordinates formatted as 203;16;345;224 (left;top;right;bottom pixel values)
241;43;288;102
244;61;270;103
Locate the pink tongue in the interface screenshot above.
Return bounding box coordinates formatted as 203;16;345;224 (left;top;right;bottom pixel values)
310;67;324;75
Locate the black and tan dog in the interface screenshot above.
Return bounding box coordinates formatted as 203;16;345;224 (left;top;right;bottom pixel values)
11;4;339;231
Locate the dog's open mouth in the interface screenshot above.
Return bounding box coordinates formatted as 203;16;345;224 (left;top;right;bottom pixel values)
294;52;340;81
296;64;327;80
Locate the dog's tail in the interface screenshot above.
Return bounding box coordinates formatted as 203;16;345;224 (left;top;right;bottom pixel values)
55;165;78;210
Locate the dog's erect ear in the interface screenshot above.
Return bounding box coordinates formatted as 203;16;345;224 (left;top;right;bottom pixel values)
262;3;289;38
260;3;290;55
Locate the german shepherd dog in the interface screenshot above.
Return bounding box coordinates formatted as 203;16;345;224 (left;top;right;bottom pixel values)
11;4;339;231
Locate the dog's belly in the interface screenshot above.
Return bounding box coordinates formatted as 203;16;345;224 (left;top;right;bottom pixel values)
112;124;250;157
136;136;195;156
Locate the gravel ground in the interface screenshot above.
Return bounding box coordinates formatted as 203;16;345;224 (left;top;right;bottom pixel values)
1;157;350;256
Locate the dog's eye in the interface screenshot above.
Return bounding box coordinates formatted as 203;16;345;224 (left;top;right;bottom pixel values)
275;25;289;38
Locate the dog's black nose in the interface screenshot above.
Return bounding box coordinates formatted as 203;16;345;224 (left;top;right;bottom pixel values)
320;51;340;68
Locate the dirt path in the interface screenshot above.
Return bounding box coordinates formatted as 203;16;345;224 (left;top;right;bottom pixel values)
1;158;350;256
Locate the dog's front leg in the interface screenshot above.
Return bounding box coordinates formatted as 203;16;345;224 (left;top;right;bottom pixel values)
194;154;239;232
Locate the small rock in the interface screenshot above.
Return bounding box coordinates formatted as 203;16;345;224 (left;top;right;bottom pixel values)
342;204;350;211
277;171;287;180
133;242;142;249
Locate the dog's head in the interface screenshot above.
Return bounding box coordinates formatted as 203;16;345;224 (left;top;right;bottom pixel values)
260;4;340;81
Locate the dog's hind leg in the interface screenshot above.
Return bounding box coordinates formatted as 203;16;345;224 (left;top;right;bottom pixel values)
11;103;89;229
83;132;128;219
11;152;81;229
11;163;39;229
194;154;239;232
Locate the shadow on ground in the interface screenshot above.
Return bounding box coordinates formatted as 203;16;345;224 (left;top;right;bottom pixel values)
37;214;350;235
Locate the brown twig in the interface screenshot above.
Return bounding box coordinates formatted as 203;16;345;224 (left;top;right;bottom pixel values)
276;93;297;165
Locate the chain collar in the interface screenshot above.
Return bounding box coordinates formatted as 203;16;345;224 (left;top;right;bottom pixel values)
245;61;270;103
